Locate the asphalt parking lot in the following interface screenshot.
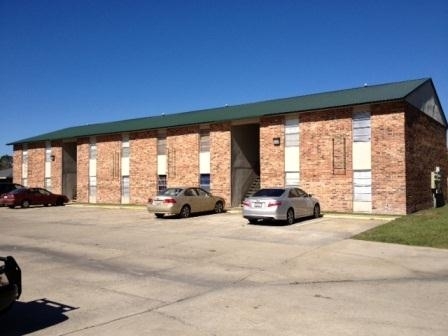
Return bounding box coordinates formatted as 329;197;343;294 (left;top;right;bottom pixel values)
1;205;448;336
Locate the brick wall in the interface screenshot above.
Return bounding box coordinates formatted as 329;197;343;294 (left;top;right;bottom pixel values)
300;108;353;212
27;142;45;187
10;101;446;214
404;103;448;212
260;116;285;188
51;141;63;194
167;126;200;187
371;103;407;214
96;134;121;203
130;130;157;204
76;138;89;203
12;144;22;184
210;123;231;205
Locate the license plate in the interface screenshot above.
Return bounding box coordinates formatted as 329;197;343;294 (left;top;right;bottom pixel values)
254;202;263;208
153;200;162;205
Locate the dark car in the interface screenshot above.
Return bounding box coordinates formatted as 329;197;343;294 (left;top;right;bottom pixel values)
0;187;69;208
0;183;24;196
0;256;22;313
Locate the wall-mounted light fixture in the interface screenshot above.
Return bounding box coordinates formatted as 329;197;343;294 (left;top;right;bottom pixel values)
51;155;55;162
273;137;281;146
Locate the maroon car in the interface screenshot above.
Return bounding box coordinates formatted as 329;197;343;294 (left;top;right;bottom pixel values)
0;188;69;209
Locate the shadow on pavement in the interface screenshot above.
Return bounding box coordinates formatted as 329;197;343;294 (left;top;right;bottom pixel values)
0;298;78;336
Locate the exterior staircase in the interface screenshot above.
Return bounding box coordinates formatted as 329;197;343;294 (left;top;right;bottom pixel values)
243;175;260;200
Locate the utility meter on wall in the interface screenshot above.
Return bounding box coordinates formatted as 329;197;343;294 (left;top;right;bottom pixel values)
431;167;442;191
431;166;444;208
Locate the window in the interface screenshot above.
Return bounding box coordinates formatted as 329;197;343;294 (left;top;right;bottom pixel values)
200;174;210;191
22;150;28;164
196;188;209;196
253;189;285;197
89;176;97;198
353;112;371;142
122;135;130;158
121;176;130;200
157;137;166;155
157;175;167;193
44;177;52;190
285;171;299;187
285;118;299;147
200;129;210;152
89;142;97;160
184;188;197;196
45;142;52;162
288;188;300;198
353;170;372;202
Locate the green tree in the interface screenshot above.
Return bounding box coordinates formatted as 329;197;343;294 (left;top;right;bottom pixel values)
0;155;13;170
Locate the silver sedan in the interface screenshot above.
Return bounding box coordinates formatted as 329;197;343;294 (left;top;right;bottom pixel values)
147;187;226;218
242;187;320;224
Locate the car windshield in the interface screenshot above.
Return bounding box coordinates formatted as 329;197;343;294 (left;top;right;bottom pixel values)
159;188;183;196
252;189;285;197
11;188;27;194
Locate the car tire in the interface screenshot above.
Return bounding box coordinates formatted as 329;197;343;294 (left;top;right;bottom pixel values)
155;213;164;218
313;204;320;218
248;219;258;224
21;200;30;208
56;197;65;206
286;208;295;225
179;205;191;218
8;205;15;209
214;201;224;213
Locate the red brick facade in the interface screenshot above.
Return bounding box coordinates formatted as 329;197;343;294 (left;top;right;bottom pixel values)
371;103;407;214
51;141;63;193
167;126;200;187
404;104;448;212
130;131;158;204
11;101;447;215
210;123;232;203
260;116;285;187
300;108;353;212
76;138;90;202
96;135;121;204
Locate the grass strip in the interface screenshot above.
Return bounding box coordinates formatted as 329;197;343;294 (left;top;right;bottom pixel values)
353;205;448;249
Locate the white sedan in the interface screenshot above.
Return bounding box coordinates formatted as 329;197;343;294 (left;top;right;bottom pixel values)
242;187;320;224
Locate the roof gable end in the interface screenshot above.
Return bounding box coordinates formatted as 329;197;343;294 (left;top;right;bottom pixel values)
405;79;447;126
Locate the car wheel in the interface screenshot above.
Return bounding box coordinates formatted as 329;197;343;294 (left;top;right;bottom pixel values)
57;197;65;206
286;208;295;225
179;205;191;218
248;219;258;224
214;201;224;213
155;213;164;218
21;200;30;208
8;205;15;209
313;204;320;218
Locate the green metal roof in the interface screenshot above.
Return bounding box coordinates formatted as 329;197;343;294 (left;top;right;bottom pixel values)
8;78;434;145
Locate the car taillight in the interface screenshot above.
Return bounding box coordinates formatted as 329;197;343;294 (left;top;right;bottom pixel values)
164;198;176;204
242;200;250;207
268;200;281;207
148;198;153;203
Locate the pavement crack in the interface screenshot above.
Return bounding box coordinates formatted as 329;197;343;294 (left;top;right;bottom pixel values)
288;275;448;286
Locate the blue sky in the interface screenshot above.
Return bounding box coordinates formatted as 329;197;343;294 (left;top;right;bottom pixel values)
1;0;447;155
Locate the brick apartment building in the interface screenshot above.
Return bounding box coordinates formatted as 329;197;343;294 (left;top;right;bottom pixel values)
8;78;447;215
